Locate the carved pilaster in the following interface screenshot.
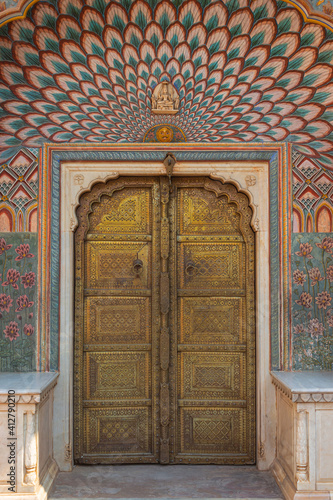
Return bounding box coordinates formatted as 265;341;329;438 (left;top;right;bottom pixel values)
24;411;37;485
296;410;308;483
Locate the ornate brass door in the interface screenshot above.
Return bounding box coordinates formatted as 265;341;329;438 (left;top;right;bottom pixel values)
74;176;255;465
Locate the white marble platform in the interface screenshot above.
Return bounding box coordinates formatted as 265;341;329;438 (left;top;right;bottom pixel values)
271;371;333;500
0;372;59;500
0;372;58;395
271;371;333;403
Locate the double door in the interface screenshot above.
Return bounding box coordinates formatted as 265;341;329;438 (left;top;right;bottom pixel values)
74;176;255;464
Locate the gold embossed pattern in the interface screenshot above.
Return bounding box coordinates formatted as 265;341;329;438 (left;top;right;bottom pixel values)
84;407;151;455
173;178;255;464
86;241;150;289
179;188;242;235
89;188;151;234
85;351;150;400
180;352;245;401
74;176;255;465
179;243;243;290
180;297;244;344
85;297;150;345
75;178;160;464
180;408;246;455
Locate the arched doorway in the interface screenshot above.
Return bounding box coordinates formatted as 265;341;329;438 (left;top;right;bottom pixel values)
74;175;255;465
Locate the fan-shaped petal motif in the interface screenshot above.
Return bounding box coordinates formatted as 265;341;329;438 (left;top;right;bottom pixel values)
0;0;331;168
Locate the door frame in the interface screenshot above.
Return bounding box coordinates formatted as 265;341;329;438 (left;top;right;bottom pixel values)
39;143;288;473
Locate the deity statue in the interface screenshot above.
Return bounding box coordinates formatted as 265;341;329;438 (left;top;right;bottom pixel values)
151;82;179;115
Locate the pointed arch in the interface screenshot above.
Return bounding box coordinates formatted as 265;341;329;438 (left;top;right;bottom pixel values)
17;211;24;232
316;203;332;232
26;204;38;232
293;205;303;233
0;206;14;232
306;213;313;233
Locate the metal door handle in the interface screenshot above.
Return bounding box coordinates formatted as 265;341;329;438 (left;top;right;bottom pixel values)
133;258;143;276
185;262;196;276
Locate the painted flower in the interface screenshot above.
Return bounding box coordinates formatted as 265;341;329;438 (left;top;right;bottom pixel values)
293;270;306;286
309;267;325;286
308;318;324;339
15;295;34;312
293;324;305;335
15;244;34;261
4;321;19;341
295;292;312;308
21;272;35;289
0;238;12;255
315;291;332;309
295;243;313;259
23;324;34;336
328;315;333;328
2;269;20;289
326;265;333;282
316;237;333;253
0;293;13;312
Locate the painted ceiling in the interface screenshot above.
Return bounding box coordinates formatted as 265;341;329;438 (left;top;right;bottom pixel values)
0;0;333;168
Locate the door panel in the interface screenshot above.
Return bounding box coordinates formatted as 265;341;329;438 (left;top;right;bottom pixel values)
84;406;151;455
179;352;246;400
74;176;255;465
86;241;150;290
84;351;150;400
84;296;151;345
74;178;160;464
179;407;247;455
172;178;255;464
179;297;245;345
178;242;244;291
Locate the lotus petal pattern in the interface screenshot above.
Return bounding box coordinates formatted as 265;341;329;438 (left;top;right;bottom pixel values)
0;0;333;167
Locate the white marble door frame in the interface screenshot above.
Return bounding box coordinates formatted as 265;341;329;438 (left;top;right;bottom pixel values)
53;160;276;472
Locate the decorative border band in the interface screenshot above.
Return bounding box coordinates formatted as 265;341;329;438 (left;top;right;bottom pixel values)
39;142;290;371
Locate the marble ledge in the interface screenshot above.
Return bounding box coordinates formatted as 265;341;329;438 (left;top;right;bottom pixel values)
0;372;59;404
271;371;333;403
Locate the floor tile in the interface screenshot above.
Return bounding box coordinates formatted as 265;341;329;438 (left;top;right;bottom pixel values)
49;465;284;499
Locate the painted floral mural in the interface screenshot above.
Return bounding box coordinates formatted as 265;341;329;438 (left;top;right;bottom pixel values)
0;232;37;371
292;233;333;370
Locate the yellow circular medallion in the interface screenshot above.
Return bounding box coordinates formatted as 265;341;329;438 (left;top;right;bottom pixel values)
156;126;174;142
